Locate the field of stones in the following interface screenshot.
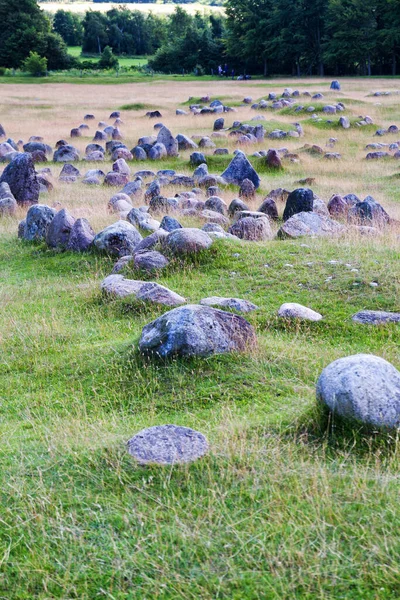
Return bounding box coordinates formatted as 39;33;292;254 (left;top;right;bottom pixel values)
0;77;399;598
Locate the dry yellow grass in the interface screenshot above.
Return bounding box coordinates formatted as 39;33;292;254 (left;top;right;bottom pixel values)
0;77;399;230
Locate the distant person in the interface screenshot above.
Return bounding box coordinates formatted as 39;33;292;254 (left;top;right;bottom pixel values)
218;65;222;76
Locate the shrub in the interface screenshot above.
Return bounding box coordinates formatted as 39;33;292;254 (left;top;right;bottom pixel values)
22;52;47;77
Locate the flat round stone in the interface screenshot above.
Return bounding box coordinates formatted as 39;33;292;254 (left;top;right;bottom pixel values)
127;425;208;465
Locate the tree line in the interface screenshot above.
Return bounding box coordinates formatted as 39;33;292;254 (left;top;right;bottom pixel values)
0;0;399;76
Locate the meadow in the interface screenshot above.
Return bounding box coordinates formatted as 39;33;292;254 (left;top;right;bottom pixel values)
0;77;399;599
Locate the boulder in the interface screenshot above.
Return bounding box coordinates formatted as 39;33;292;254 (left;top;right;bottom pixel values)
204;196;227;215
93;220;142;257
278;303;323;321
134;250;169;272
157;127;178;157
149;142;167;160
101;274;184;306
347;197;390;226
176;134;198;150
22;204;56;241
127;207;160;233
46;208;76;248
0;182;17;216
159;215;182;232
166;228;213;254
200;297;258;313
104;172;129;187
352;310;400;325
221;151;260;189
139;304;256;358
228;198;248;217
258;197;278;220
53;145;80;162
339;116;350;129
239;178;256;199
283;188;314;221
0;153;40;205
228;216;273;241
317;354;400;428
278;212;344;239
190;152;207;166
66;218;95;252
213;118;224;131
127;425;208;465
330;80;341;90
266;149;282;169
134;229;168;253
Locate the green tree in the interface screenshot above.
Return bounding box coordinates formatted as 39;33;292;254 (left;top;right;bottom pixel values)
82;11;109;54
0;0;71;69
22;51;47;76
98;45;119;69
53;10;83;46
323;0;378;75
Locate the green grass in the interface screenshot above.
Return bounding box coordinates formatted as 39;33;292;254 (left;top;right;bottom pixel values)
68;46;151;68
0;230;399;598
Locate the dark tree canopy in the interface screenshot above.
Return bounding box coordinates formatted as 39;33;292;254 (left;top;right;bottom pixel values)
0;0;71;69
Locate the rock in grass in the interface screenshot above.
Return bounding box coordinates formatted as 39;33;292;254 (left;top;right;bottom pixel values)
347;197;390;226
0;182;17;216
0;153;40;205
283;188;314;222
139;304;256;358
67;218;95;252
200;297;258;313
127;425;208;465
228;216;273;241
22;204;56;241
352;310;400;325
316;354;400;428
278;303;323;321
278;212;344;239
101;274;184;306
46;208;76;249
134;251;169;272
93;220;142;257
166;228;212;255
221;151;260;189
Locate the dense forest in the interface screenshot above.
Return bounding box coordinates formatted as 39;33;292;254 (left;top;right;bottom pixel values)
0;0;399;75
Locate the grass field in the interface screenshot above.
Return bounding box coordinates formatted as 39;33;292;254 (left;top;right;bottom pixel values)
68;46;150;68
0;78;399;598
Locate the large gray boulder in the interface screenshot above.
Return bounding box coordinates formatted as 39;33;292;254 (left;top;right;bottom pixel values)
317;354;400;428
229;216;273;241
352;310;400;325
53;144;80;163
127;207;160;233
66;218;95;252
0;182;17;216
221;151;260;189
46;208;76;248
22;204;56;241
278;303;323;321
278;212;344;239
176;134;197;150
0;153;40;205
166;228;213;254
347;197;390;226
93;220;142;256
101;274;185;306
134;250;169;272
157;126;178;156
127;425;208;465
139;304;256;358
